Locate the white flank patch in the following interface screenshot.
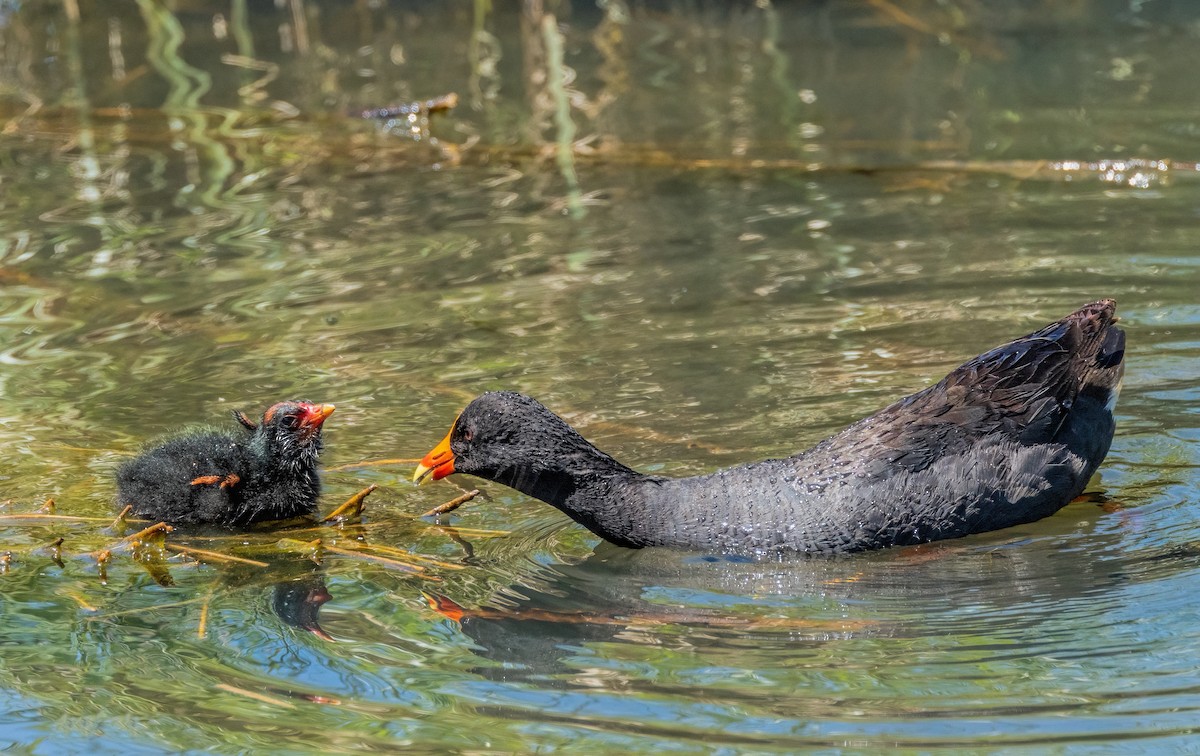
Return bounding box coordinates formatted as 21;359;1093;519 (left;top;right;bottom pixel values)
1106;377;1123;413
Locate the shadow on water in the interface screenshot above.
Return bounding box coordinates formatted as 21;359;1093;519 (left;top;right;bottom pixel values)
424;502;1200;680
373;492;1200;747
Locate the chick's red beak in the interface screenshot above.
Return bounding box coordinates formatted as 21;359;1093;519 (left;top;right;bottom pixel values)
300;403;336;428
413;428;455;484
293;403;335;442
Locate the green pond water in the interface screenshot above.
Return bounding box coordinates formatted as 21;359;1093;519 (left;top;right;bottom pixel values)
2;1;1200;751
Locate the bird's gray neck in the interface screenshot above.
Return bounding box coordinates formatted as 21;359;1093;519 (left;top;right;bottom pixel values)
490;443;650;548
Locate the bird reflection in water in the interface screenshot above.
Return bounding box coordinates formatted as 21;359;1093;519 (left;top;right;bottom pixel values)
272;573;334;641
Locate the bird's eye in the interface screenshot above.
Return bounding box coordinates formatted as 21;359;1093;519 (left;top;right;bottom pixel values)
459;427;473;443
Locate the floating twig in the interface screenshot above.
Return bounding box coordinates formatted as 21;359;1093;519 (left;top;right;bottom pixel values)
317;543;438;578
335;542;467;571
197;591;212;639
277;537;325;563
163;544;270;567
321;484;377;523
87;596;209;620
419;489;480;519
110;504;134;531
214;683;297;709
63;590;99;613
326;458;418;472
0;513;123;524
127;521;174;545
429;525;510;538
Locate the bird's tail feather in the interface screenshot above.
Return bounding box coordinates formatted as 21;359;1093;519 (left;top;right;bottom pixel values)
1066;299;1125;409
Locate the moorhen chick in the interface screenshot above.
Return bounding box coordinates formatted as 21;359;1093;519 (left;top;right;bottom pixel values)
414;301;1125;555
117;400;335;526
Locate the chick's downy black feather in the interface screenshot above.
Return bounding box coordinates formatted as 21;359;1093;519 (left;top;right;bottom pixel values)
116;400;334;526
417;300;1126;556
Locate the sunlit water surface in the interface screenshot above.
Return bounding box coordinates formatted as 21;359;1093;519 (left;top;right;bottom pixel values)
2;2;1200;751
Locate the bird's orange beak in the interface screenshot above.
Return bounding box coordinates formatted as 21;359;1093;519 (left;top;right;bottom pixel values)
413;424;456;484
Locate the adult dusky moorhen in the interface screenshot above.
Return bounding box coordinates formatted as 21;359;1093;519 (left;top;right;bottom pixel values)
414;300;1125;556
116;400;335;526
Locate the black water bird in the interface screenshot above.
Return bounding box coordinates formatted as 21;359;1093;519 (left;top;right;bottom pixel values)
117;400;335;526
414;301;1125;556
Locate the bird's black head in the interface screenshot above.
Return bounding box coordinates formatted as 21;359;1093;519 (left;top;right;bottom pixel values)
413;391;627;491
248;400;335;472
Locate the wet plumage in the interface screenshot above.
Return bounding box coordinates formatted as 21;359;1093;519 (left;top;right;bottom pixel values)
415;301;1125;556
117;400;335;526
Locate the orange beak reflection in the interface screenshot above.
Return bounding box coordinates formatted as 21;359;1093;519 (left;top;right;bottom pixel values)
413;427;455;484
